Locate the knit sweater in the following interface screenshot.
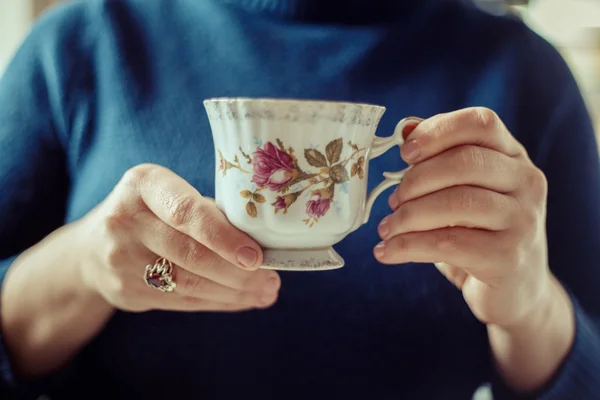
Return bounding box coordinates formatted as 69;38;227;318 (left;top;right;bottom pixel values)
0;0;599;399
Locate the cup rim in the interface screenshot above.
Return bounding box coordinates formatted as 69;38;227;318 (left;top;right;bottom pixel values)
203;97;387;111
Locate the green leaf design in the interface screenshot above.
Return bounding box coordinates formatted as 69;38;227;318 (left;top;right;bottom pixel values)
304;149;328;168
325;138;343;165
240;190;253;199
329;164;350;184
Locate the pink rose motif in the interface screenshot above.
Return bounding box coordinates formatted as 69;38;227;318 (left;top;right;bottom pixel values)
272;192;300;214
252;142;297;191
273;197;286;210
306;192;331;218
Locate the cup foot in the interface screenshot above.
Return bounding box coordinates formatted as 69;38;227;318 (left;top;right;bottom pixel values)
261;247;344;271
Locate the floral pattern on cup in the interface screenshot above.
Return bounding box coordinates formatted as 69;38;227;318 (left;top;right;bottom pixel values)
217;138;366;226
251;143;299;191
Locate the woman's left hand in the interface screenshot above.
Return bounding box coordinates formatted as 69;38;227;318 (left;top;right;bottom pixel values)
376;107;554;328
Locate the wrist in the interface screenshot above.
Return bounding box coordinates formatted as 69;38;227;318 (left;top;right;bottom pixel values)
487;274;576;392
492;274;572;336
70;219;116;317
2;221;115;378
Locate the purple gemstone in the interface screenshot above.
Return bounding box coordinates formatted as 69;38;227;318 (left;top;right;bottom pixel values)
147;273;164;288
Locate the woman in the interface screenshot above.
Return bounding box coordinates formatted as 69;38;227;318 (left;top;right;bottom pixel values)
0;0;598;399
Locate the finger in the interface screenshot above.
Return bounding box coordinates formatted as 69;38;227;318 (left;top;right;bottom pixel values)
124;260;279;308
400;108;525;165
374;227;508;284
115;272;270;312
133;210;279;293
117;263;279;309
389;145;520;208
169;264;279;307
380;186;517;239
434;262;468;290
103;245;279;310
123;164;263;270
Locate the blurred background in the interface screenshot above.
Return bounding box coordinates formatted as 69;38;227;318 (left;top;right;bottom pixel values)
1;0;599;142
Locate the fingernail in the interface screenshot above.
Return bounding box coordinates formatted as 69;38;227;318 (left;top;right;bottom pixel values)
379;217;390;238
264;277;280;293
374;242;386;258
237;247;258;269
401;140;420;162
389;193;400;210
402;123;419;140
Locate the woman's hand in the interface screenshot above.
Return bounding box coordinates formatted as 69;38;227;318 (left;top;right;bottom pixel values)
80;164;280;313
375;108;575;391
2;163;280;379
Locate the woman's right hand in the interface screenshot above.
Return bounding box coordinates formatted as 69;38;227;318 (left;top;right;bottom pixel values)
78;164;281;313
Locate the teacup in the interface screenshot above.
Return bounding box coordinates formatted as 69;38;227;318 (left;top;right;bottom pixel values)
204;98;420;271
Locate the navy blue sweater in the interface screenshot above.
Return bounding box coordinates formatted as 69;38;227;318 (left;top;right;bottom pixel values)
1;0;599;399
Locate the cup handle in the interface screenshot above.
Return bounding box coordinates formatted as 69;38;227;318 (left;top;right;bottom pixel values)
362;117;423;224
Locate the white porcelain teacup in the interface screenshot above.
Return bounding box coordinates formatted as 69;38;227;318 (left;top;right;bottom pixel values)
204;98;420;271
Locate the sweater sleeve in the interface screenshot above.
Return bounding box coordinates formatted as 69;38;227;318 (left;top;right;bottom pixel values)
0;3;92;398
491;30;600;400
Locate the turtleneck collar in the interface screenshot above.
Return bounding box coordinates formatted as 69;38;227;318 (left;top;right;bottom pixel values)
219;0;434;24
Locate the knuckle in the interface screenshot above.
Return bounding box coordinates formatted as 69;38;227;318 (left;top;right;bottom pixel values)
431;114;454;140
388;191;400;209
199;215;225;246
182;273;209;294
180;240;211;268
449;267;466;283
527;167;548;199
518;209;539;233
168;195;199;227
457;145;485;171
494;232;522;270
398;172;416;199
497;247;523;278
104;242;128;269
389;234;407;252
493;190;511;212
268;273;282;290
471;107;499;131
395;203;413;224
435;229;460;253
448;187;474;214
120;164;155;187
103;208;131;235
507;205;523;227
